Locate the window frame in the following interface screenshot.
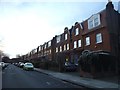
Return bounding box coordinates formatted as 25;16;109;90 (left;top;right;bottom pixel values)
78;39;81;47
60;46;62;52
85;37;90;46
48;41;51;47
57;35;61;43
67;43;69;50
65;33;67;40
56;47;58;53
75;28;79;36
88;14;101;30
39;46;41;51
49;49;51;54
96;33;102;44
74;41;77;48
64;44;66;51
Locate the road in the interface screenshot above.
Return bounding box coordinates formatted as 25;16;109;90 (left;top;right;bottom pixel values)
2;64;85;88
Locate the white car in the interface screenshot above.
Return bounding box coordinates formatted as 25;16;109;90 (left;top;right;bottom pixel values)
23;63;34;70
0;62;5;67
0;62;8;69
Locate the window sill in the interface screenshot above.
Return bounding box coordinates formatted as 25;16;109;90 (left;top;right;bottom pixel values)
75;34;79;36
96;42;102;44
85;44;90;46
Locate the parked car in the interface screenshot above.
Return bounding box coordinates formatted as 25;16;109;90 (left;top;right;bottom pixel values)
0;62;5;70
0;62;9;69
18;62;22;67
23;63;34;70
64;62;78;71
19;62;24;68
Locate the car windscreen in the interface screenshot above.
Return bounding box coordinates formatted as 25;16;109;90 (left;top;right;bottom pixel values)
26;63;33;66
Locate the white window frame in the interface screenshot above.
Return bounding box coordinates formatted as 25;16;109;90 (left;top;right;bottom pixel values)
78;40;81;47
74;41;77;48
60;46;62;52
75;28;79;36
57;35;61;43
56;47;58;53
65;33;67;40
64;44;66;51
49;49;51;54
48;41;51;47
86;37;90;46
39;46;41;51
88;20;94;29
96;33;102;43
32;49;36;54
88;14;101;30
94;17;99;27
80;23;83;30
67;44;69;50
35;49;37;53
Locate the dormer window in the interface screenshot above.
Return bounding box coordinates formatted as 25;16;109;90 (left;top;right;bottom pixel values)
88;14;101;30
65;33;67;40
94;18;99;27
35;49;37;53
48;41;51;47
57;35;61;43
75;28;79;36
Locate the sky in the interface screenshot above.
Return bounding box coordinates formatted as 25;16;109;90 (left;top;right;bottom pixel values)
0;0;119;58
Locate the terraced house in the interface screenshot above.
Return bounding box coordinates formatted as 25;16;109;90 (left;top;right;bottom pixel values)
53;1;119;67
22;1;120;77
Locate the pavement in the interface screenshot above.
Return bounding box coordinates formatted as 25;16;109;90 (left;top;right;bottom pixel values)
34;68;120;89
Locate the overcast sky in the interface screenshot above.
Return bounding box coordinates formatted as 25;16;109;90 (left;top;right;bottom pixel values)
0;0;119;58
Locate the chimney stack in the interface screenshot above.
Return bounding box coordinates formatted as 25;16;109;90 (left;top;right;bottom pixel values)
108;0;112;2
118;1;120;13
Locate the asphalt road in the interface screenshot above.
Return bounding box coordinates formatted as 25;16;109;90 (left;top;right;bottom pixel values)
2;64;84;88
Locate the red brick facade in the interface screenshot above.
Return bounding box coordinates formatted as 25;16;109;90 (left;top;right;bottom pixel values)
21;2;120;75
25;5;115;61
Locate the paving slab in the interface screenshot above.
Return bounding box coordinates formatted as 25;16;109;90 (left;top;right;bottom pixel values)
34;68;119;89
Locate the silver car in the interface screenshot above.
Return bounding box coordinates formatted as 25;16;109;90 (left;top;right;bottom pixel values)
23;63;34;70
